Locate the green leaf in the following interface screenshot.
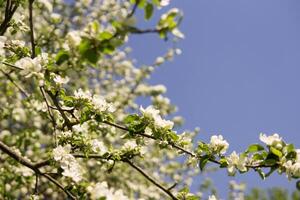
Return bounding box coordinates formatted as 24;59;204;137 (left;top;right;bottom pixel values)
286;151;297;160
99;31;113;41
263;159;278;166
199;155;210;171
144;3;154;20
219;157;228;168
256;168;265;180
138;0;147;8
83;48;99;64
55;50;70;65
270;147;283;158
296;181;300;191
78;39;99;63
186;196;199;200
252;153;265;161
283;143;295;154
124;114;140;125
265;166;278;177
246;144;265;153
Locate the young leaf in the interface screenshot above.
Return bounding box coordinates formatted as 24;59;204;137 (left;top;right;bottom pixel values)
145;3;154;20
246;144;264;153
199;155;210;171
270;147;283;158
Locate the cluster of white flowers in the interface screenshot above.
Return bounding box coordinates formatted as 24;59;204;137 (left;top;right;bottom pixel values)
90;139;107;154
283;149;300;180
87;181;128;200
284;160;300;180
53;145;82;182
259;133;283;149
74;89;115;113
122;140;138;150
53;74;70;85
15;53;48;79
140;105;174;129
66;30;82;47
226;151;247;176
92;94;116;113
208;135;229;154
136;84;167;95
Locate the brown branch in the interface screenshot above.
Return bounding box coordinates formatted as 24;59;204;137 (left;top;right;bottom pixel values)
124;159;179;200
40;86;57;145
46;90;73;130
0;69;29;97
127;0;140;18
28;0;36;58
0;140;77;199
0;61;24;70
0;0;19;35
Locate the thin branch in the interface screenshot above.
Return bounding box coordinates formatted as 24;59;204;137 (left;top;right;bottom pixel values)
46;90;73;130
40;86;57;145
0;0;19;35
42;173;76;199
0;61;24;70
0;140;77;199
34;173;39;194
124;159;179;200
28;0;36;58
127;26;160;34
127;0;140;18
103;121;197;157
0;69;29;97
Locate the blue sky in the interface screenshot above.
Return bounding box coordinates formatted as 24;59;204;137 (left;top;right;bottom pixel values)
129;0;300;197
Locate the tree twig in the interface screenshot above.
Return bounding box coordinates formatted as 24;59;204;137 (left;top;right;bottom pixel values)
0;140;77;199
0;0;19;35
28;0;36;58
124;159;179;200
0;69;29;97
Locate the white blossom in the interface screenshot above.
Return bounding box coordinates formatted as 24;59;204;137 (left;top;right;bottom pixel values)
259;133;283;149
53;145;83;182
296;149;300;163
209;135;229;154
160;0;170;7
87;182;128;200
53;145;71;161
74;88;92;99
15;57;42;78
155;57;165;65
123;140;137;150
91;139;107;154
284;160;300;180
66;31;81;47
92;94;116;112
208;195;218;200
60;154;82;182
172;28;185;39
53;74;70;85
226;151;247;176
140;105;174;129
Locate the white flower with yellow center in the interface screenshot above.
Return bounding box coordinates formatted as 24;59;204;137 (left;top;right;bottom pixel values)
226;151;247;176
209;135;229;154
259;133;283;149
